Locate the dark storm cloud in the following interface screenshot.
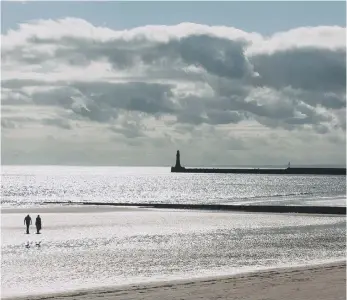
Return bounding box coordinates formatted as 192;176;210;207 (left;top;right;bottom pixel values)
251;48;346;94
158;35;254;79
23;34;254;80
72;81;177;116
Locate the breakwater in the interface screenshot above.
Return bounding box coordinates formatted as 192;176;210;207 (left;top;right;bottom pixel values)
171;150;345;175
44;202;346;215
171;166;346;175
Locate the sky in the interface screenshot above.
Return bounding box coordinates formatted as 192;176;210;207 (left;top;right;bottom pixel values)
1;1;346;166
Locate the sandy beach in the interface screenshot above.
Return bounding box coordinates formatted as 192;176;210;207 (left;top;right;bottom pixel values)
6;261;346;300
2;205;345;299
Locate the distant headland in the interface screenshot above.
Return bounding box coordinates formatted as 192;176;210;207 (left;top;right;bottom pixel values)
171;150;346;176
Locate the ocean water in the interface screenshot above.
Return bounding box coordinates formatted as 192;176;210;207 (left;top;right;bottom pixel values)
1;166;346;297
1;166;346;207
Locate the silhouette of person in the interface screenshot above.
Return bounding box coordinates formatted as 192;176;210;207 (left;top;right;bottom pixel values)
24;214;32;234
35;215;42;234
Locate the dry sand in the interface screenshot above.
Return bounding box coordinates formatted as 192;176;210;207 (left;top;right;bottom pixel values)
6;261;346;300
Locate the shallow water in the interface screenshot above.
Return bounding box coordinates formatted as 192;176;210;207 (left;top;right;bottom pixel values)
1;208;345;297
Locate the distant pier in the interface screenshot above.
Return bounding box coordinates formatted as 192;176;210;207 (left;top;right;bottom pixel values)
170;151;346;176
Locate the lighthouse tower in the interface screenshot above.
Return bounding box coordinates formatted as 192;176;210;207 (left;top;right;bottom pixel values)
171;150;185;172
175;150;181;168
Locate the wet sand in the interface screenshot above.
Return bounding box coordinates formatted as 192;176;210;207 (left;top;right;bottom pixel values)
1;205;148;214
6;262;346;300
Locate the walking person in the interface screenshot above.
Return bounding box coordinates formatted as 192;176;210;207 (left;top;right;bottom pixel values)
35;215;42;234
24;214;32;234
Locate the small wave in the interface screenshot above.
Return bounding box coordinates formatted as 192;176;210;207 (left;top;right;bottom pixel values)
232;192;315;202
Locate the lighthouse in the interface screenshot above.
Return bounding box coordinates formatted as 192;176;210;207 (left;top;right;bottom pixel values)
175;150;181;168
171;150;185;172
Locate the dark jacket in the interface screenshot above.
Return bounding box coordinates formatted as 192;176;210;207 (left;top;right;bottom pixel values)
24;216;32;225
35;217;42;228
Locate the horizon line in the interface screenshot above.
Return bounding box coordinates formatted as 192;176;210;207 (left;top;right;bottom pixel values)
1;163;346;168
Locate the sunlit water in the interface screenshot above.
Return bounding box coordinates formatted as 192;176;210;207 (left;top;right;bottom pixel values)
1;166;346;207
1;166;346;297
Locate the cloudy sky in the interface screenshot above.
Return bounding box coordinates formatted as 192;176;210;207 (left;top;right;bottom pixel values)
1;1;346;166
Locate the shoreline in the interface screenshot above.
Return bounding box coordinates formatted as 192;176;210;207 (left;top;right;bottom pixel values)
5;261;346;300
2;203;346;216
15;201;347;215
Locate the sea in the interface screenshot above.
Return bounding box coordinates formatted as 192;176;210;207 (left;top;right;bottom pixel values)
1;166;346;297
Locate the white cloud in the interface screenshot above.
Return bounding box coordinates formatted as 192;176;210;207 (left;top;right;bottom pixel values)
247;26;346;55
1;19;346;165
